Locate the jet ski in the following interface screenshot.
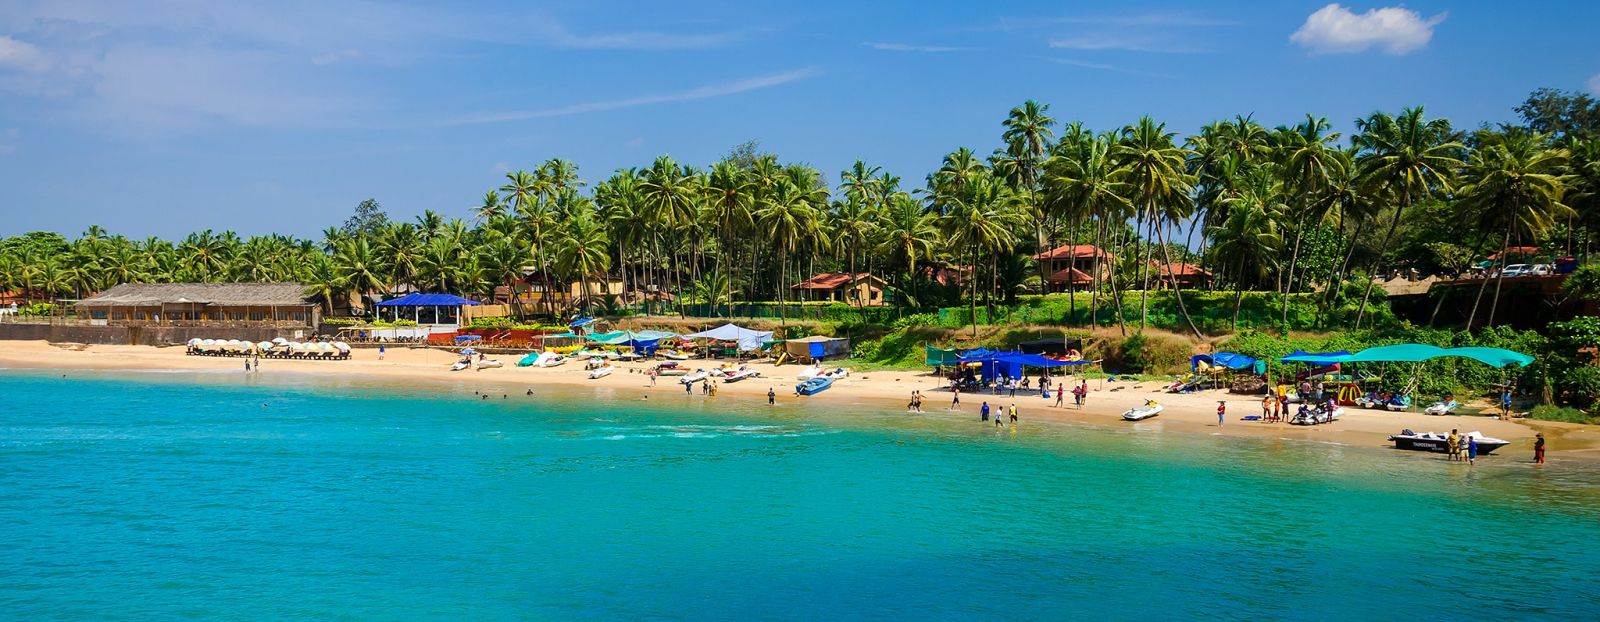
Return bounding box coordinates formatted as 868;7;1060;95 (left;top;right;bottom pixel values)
1122;400;1163;421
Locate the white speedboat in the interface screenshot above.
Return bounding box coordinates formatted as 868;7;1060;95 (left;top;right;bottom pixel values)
534;352;567;368
476;359;504;370
723;367;758;382
796;365;823;381
822;367;849;380
1122;400;1163;421
589;365;614;379
680;369;710;385
1389;429;1511;454
449;359;471;372
1424;400;1460;416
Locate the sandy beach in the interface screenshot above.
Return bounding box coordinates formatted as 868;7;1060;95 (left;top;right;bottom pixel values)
3;339;1594;457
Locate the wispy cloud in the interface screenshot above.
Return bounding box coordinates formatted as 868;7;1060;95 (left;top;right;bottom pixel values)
1037;57;1176;79
1048;36;1198;54
865;42;976;53
445;68;820;126
1001;13;1241;29
0;35;49;72
1290;4;1446;55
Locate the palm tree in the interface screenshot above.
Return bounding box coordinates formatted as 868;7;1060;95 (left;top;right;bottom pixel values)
1458;132;1572;328
1044;133;1134;333
1115;116;1200;336
940;172;1025;336
704;161;754;316
877;192;939;309
333;238;385;309
554;213;611;315
1212;182;1285;330
754;178;819;325
1273;114;1344;327
474;190;505;223
1351;107;1464;328
1002;100;1057;286
303;254;345;314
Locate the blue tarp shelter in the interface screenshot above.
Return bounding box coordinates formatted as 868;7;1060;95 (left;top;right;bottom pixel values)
1279;350;1351;365
957;349;1094;381
785;335;849;362
684;323;774;352
1192;352;1261;373
374;292;481;324
1324;344;1534;368
569;317;597;328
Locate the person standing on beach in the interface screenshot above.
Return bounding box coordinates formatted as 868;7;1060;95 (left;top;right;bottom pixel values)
378;345;385;361
950;387;961;411
1261;394;1273;420
768;388;776;405
1216;401;1226;426
1009;403;1018;424
1055;384;1065;408
1467;435;1478;465
649;369;657;386
1501;389;1513;420
1447;429;1460;461
685;381;692;395
981;402;990;422
1535;433;1546;464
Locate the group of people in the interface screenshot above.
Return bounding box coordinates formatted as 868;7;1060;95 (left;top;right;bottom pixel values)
1446;429;1481;464
978;401;1020;427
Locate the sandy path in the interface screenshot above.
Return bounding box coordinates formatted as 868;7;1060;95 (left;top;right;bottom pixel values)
3;340;1594;457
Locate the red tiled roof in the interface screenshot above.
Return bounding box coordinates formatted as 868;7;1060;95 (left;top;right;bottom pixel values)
792;273;876;290
1047;267;1094;283
1156;262;1211;277
1034;244;1112;261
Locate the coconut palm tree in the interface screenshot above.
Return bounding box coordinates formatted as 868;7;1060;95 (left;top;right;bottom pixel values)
333;238;386;309
554;213;611;315
474;190;505;223
877;192;939;309
1212;181;1285;330
1115;116;1200;336
1459;132;1573;328
754;178;819;325
1043;133;1134;333
1351;107;1465;328
939;172;1025;336
1273;114;1344;326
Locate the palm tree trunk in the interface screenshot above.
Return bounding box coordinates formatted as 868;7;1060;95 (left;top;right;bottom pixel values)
1156;223;1203;338
1107;229;1128;336
1316;216;1362;329
1280;221;1307;328
1137;210;1150;331
1231;255;1247;331
1090;218;1104;327
1480;222;1517;329
1356;196;1408;329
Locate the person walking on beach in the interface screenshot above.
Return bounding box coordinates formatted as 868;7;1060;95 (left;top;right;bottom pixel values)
950;386;961;411
1008;403;1018;424
1535;433;1546;464
981;402;990;422
1216;401;1226;426
378;345;385;361
767;388;776;405
685;380;693;395
1055;384;1065;408
1501;389;1513;420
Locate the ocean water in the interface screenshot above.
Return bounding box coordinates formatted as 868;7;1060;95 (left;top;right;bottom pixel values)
2;371;1597;621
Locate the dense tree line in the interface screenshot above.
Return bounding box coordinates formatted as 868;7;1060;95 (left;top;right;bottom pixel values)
2;88;1597;332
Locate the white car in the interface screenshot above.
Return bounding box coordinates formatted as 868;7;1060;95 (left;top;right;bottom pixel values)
1500;264;1530;278
1529;264;1554;276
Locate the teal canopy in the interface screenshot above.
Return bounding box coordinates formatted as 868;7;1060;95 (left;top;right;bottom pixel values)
1332;344;1533;368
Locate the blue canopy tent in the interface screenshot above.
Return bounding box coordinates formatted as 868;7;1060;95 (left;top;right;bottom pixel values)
957;349;1095;381
374;292;481;325
1191;352;1262;374
593;330;677;355
1328;344;1534;368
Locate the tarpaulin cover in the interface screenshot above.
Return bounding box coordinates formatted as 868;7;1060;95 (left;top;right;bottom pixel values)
684;323;774;352
1279;350;1351;365
1017;338;1084;356
925;347;961;366
375;293;481;307
1331;344;1534;367
568;317;597;327
784;336;849;360
1192;352;1259;371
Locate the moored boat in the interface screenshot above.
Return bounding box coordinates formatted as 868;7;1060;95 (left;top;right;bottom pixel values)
796;376;833;396
680;369;710;385
1388;429;1510;454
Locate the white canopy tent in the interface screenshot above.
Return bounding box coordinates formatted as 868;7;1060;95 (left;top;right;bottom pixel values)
683;323;774;352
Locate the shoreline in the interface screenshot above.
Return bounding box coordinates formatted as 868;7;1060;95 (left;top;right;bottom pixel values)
3;339;1596;459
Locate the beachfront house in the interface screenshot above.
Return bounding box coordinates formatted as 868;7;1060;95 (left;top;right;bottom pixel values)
1152;262;1213;290
373;293;480;327
1034;244;1112;293
791;273;887;306
76;283;320;326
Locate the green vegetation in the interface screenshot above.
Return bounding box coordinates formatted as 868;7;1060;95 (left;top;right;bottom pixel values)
1527;405;1596;425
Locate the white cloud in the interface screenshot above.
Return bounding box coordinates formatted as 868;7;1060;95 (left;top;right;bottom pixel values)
1589;74;1600;96
866;42;973;53
446;68;819;126
0;35;49;72
1290;4;1446;55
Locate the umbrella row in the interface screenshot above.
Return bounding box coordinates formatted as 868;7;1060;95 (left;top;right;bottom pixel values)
186;337;352;360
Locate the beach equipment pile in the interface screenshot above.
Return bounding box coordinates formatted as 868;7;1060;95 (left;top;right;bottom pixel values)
185;337;351;360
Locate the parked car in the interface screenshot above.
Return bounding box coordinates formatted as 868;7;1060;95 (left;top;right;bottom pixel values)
1500;264;1531;277
1530;264;1554;276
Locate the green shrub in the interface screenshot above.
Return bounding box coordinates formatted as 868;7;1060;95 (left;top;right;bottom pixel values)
20;302;54;316
1527;405;1595;424
1558;366;1600;408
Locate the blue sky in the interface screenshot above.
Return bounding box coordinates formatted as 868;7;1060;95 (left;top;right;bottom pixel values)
2;1;1597;238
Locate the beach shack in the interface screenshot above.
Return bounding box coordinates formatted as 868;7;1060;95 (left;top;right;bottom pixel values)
684;323;774;356
785;335;850;363
374;293;480;327
76;283;319;326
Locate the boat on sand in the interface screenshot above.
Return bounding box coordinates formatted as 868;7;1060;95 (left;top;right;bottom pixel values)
1388;429;1510;454
1122;400;1163;421
796;376;833;396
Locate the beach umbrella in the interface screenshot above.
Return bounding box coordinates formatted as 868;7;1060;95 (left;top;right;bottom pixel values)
318;342;335;352
332;341;350;351
187;338;201;347
460;347;479;356
257;341;273;351
272;337;289;345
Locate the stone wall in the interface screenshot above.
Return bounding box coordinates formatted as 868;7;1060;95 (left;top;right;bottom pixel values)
0;324;311;346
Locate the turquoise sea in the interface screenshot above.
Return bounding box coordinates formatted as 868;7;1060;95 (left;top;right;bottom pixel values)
2;370;1597;620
